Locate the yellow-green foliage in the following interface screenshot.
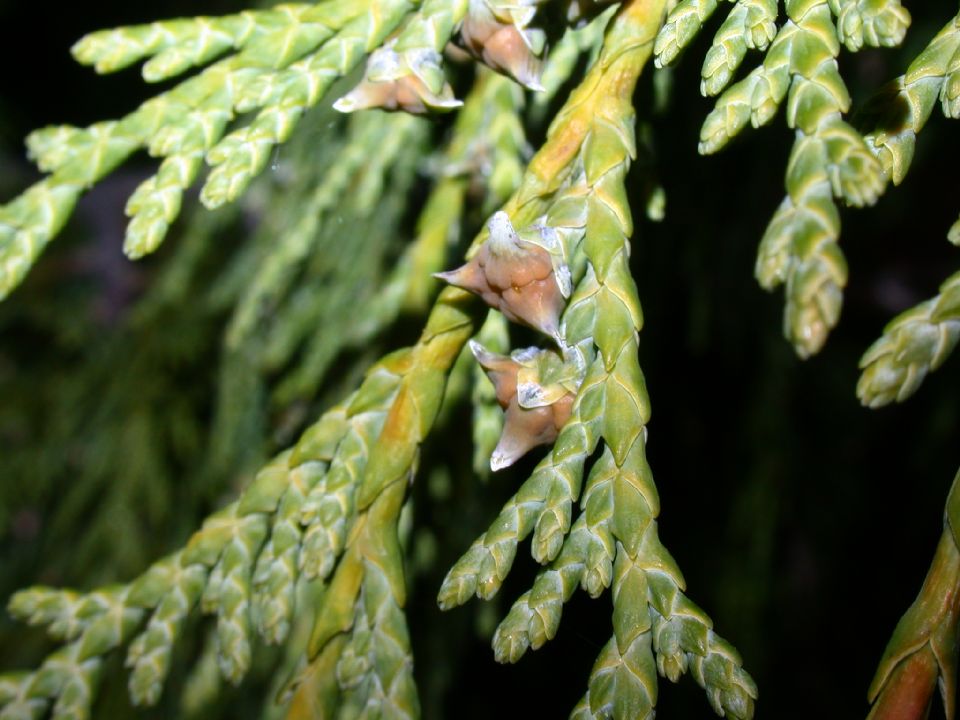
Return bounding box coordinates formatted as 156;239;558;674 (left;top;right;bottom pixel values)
2;1;960;719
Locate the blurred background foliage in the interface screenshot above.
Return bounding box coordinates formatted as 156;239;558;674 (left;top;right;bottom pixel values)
0;1;958;718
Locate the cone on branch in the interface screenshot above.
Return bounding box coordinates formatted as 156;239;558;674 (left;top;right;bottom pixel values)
457;1;545;90
468;340;579;470
436;211;571;342
334;44;462;115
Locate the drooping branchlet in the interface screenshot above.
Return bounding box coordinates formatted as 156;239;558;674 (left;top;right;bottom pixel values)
436;211;571;342
469;340;579;470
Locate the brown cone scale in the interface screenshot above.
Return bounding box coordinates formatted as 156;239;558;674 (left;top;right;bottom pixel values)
436;212;567;341
470;341;575;471
458;10;543;90
334;46;461;115
336;73;456;115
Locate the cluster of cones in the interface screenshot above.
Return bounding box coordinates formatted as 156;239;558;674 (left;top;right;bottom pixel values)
335;0;546;115
437;211;581;470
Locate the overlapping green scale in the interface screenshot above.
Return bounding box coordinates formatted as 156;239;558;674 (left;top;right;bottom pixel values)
863;12;960;184
828;0;909;52
654;0;721;69
858;269;960;408
438;3;756;717
11;0;960;718
0;0;409;300
0;350;410;717
656;0;914;357
126;561;207;706
700;0;777;96
867;469;960;720
200;2;416;209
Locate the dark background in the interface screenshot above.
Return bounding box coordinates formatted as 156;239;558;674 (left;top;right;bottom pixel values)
1;2;958;718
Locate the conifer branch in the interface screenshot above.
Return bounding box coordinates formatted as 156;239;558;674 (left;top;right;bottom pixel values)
862;11;960;185
655;0;910;357
857;269;960;408
700;0;777;97
437;1;756;716
7;1;959;719
743;1;893;356
266;67;528;408
852;13;960;408
287;280;483;719
0;0;415;300
867;468;960;720
0;352;408;716
227;111;428;349
532;9;611;121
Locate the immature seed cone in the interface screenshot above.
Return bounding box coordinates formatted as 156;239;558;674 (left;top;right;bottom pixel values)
436;212;569;341
458;3;544;90
334;47;461;115
469;340;576;471
335;74;459;114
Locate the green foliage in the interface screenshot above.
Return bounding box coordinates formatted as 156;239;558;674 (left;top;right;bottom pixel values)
858;268;960;407
658;0;905;356
1;0;959;719
1;0;415;297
